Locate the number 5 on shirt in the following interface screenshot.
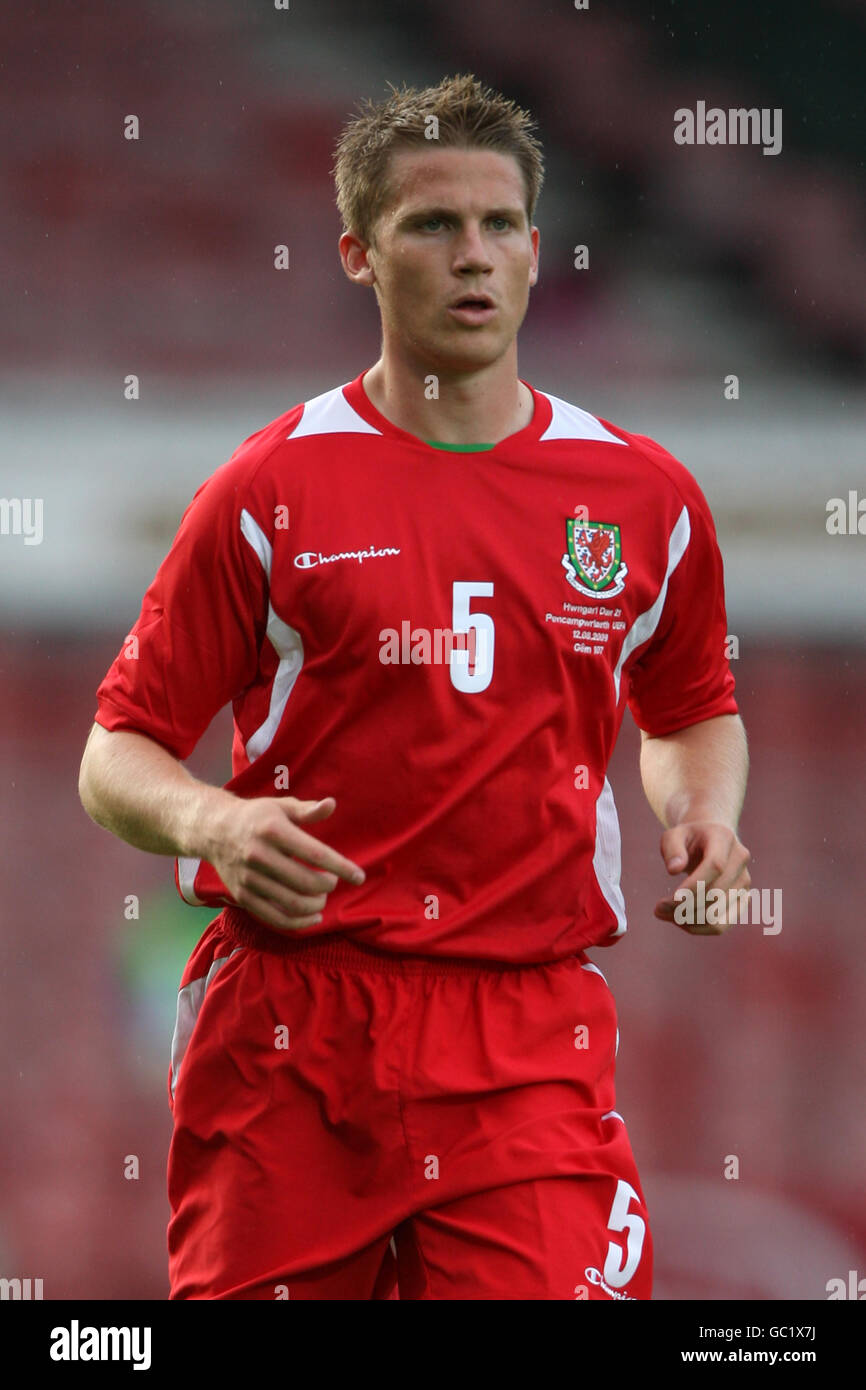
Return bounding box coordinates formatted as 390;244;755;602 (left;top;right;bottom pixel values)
450;581;494;694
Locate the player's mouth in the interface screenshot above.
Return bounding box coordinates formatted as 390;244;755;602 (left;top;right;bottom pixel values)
447;294;497;325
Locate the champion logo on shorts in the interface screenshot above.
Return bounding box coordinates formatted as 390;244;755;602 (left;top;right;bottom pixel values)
585;1266;637;1301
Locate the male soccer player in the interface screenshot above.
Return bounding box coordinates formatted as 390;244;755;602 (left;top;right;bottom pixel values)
79;74;750;1301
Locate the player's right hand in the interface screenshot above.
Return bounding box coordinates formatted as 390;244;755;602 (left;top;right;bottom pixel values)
207;795;364;932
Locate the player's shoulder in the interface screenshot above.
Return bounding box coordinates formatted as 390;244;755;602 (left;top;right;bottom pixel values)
197;377;363;505
222;377;374;479
535;383;711;513
226;383;344;469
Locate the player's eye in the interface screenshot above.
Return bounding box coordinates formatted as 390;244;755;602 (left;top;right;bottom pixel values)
489;217;511;230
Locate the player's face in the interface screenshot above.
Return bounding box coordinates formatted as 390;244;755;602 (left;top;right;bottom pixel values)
362;147;539;373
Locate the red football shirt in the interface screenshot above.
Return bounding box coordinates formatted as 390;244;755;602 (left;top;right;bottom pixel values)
94;369;737;963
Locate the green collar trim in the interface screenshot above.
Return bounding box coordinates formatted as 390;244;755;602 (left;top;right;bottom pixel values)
424;440;495;452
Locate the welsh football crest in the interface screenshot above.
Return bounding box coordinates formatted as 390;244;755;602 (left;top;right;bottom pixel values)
562;519;628;598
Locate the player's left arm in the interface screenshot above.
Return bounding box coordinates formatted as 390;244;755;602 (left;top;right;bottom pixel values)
639;712;750;934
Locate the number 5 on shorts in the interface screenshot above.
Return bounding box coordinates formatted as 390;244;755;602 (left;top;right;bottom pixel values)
603;1179;646;1288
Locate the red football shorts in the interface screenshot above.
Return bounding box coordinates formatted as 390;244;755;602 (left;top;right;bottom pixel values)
166;911;653;1300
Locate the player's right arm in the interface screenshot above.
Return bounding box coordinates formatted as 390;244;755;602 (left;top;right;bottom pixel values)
81;429;367;932
78;722;365;931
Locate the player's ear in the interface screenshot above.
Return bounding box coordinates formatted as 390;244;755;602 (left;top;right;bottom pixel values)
529;225;540;287
339;231;377;287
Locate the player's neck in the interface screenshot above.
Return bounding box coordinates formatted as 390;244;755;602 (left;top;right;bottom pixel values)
362;352;533;446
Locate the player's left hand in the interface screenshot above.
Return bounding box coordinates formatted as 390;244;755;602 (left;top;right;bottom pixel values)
654;821;751;934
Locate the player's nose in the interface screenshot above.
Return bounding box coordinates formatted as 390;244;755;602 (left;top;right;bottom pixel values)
451;220;494;271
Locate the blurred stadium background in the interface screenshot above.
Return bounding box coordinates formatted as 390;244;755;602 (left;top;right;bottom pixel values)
1;0;864;1300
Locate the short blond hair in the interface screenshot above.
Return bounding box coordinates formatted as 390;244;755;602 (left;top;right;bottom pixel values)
333;73;545;245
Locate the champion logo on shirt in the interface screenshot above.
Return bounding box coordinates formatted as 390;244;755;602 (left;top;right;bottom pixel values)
294;545;401;569
561;518;628;599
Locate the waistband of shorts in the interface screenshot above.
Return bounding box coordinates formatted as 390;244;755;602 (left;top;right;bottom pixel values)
219;906;585;976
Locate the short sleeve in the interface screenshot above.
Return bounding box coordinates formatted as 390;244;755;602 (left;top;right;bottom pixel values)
626;478;738;737
94;457;269;760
